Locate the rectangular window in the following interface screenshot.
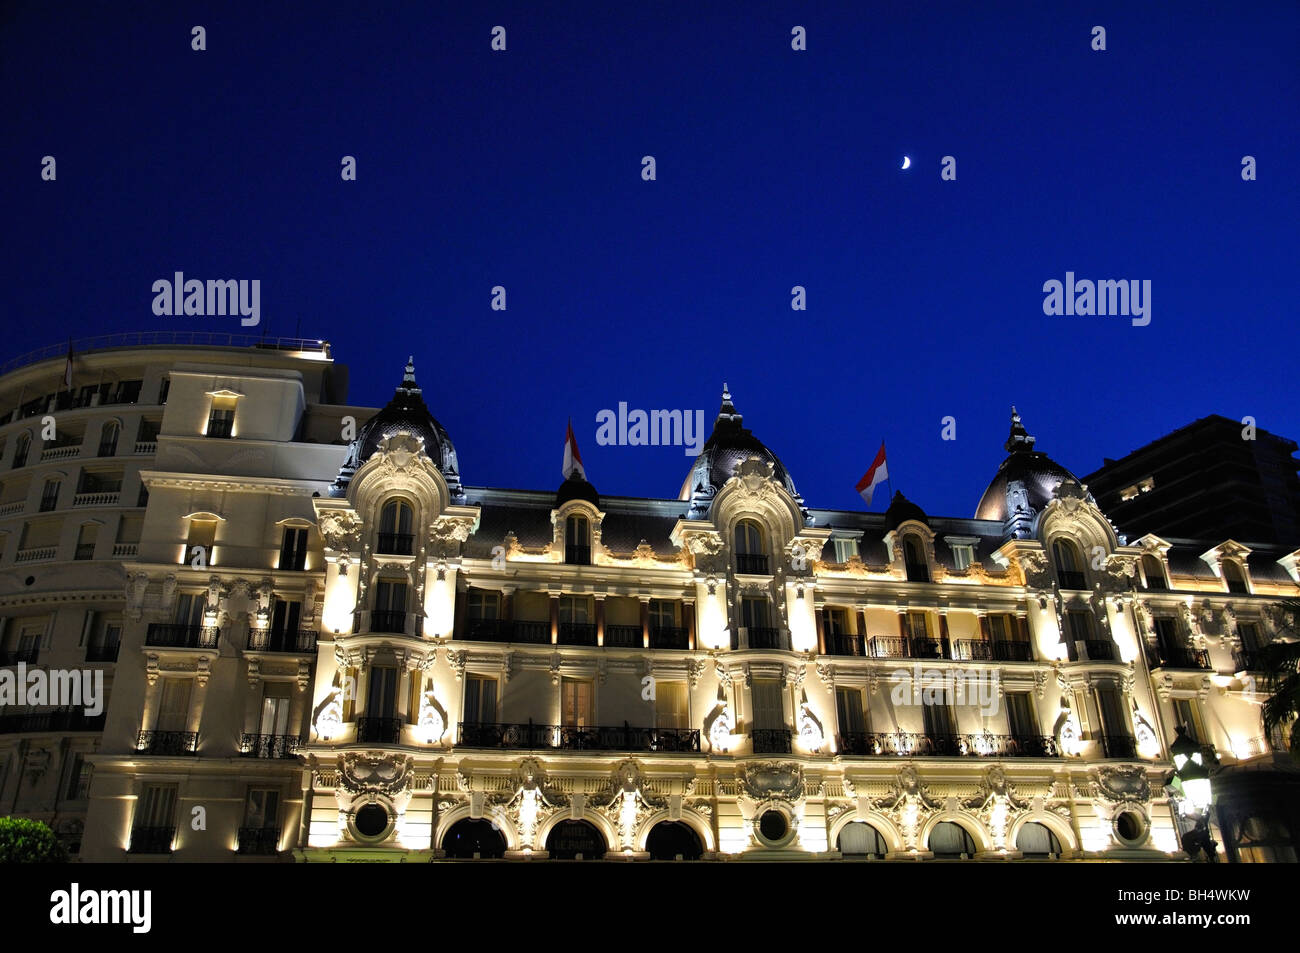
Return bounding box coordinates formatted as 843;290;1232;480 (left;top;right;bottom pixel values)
1154;617;1181;651
206;396;236;438
157;678;192;732
824;608;850;636
558;596;591;624
649;599;677;630
750;679;785;730
951;544;974;571
922;701;956;739
244;789;280;830
654;681;689;730
561;677;594;727
835;687;866;735
136;784;178;829
832;538;858;563
260;682;292;736
988;615;1010;641
1095;684;1129;738
174;592;205;627
907;611;929;640
1173;699;1202;743
65;753;93;800
1006;692;1038;739
1238;622;1261;651
374;580;407;612
278;527;308;570
39;479;60;512
463;675;498;725
157;378;170;404
185;519;217;565
1066;610;1094;642
269;599;302;649
366;667;399;719
741;597;770;629
467;590;499;621
75;523;98;560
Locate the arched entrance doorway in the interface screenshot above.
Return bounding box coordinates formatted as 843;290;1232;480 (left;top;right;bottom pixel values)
442;818;507;859
645;821;704;860
545;820;606;860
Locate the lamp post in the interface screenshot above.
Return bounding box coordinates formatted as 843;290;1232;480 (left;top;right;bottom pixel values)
1166;724;1218;862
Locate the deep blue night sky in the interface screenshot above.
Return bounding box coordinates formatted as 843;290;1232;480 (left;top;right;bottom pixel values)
3;2;1297;518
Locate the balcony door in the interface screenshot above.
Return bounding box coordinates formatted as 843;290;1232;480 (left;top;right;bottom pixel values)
561;677;594;728
464;675;498;726
157;678;192;732
1006;692;1038;743
1094;684;1130;742
922;700;956;740
260;683;292;737
175;593;205;628
835;687;866;735
366;667;399;720
654;681;689;730
750;679;785;731
244;789;280;831
269;599;302;651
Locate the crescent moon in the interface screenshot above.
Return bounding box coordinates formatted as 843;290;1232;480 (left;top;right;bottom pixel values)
901;156;911;170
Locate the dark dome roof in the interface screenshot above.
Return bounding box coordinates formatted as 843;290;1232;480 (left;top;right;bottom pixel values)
885;491;929;530
556;474;600;507
975;408;1080;522
331;358;462;498
679;385;801;517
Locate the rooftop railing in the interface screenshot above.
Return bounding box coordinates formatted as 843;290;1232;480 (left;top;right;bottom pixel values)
1;331;331;376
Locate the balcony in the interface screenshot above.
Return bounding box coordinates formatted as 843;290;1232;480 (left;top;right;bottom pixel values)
368;610;408;634
112;542;139;557
867;636;950;660
85;642;120;662
1157;645;1212;670
735;553;769;575
908;637;949;660
603;624;642;648
128;827;175;854
825;632;865;657
0;709;106;734
135;730;198;755
237;827;282;855
376;532;414;555
355;716;402;744
134;441;157;455
40;445;81;461
558;622;597;646
239;733;305;759
952;639;1034;663
1081;639;1117;662
1099;734;1138;758
461;618;550;644
837;731;1059;758
0;501;23;516
0;646;39;666
564;544;591;565
246;628;318;653
146;623;220;649
15;547;56;563
73;491;120;507
751;728;793;754
456;721;701;752
650;626;689;650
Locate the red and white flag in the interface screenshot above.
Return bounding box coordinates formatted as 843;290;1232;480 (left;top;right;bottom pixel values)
563;419;586;481
855;442;888;506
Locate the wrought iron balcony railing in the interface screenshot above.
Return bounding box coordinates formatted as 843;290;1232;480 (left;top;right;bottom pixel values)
603;624;642;648
355;716;402;744
751;728;793;754
1074;639;1117;662
649;626;689;650
868;636;951;659
735;553;770;575
1157;646;1212;670
128;827;175;854
456;721;701;752
376;532;414;555
952;639;1034;662
146;623;220;649
237;826;282;855
1057;570;1087;591
85;642;120;662
246;628;318;653
825;632;865;657
837;731;1059;758
1233;649;1264;672
239;733;305;759
369;610;407;634
136;730;198;755
745;627;785;650
558;622;597;646
564;544;591;565
0;709;106;734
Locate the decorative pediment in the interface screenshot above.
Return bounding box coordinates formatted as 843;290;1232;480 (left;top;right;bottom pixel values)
739;761;805;802
338;752;415;796
1200;540;1253;573
1095;766;1151;804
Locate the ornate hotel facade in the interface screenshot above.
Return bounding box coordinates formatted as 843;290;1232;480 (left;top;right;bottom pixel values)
0;335;1295;861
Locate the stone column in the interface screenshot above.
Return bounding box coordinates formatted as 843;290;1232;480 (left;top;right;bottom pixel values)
595;595;606;647
639;597;650;649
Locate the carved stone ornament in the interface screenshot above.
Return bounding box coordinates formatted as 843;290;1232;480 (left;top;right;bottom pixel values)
504;757;569;850
1096;766;1151;804
338;752;415;798
962;766;1028;851
319;510;363;553
797;691;825;753
873;765;941;851
429;515;476;558
731;456;780;500
739;761;805;803
703;685;733;753
596;759;666;850
418;688;447;744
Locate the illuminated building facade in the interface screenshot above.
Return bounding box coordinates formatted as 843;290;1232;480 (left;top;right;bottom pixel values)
2;337;1292;861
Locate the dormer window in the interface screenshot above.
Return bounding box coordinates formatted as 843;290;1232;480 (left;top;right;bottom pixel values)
735;519;767;574
950;543;974;571
831;538;858;563
377;500;414;555
1141;554;1167;591
565;515;590;565
1223;560;1249;594
1052;538;1086;590
903;535;929;582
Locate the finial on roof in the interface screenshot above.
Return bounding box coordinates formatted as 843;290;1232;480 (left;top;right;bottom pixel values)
717;382;739;423
1005;406;1036;453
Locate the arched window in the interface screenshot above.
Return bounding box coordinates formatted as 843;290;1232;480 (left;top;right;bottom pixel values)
734;519;767;574
377;500;414;555
12;432;30;469
1052;538;1086;590
903;535;929;582
1223;560;1249;594
97;421;120;457
838;822;887;858
929;821;977;859
1016;822;1062;858
545;820;606;860
564;514;590;565
645;821;704;861
442;818;507;859
1141;554;1166;591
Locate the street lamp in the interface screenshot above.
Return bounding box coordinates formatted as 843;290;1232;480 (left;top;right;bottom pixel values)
1167;725;1218;861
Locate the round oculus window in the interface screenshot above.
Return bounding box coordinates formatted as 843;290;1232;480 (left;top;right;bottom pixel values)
354;804;390;839
758;810;789;842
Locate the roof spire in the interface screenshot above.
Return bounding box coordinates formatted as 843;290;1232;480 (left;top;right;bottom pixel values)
1004;405;1036;453
399;356;421;394
717;382;741;425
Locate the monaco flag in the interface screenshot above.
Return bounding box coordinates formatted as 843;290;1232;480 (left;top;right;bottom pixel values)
563;419;586;481
855;442;888;506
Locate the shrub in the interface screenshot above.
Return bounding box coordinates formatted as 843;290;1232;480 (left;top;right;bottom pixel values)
0;817;69;863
